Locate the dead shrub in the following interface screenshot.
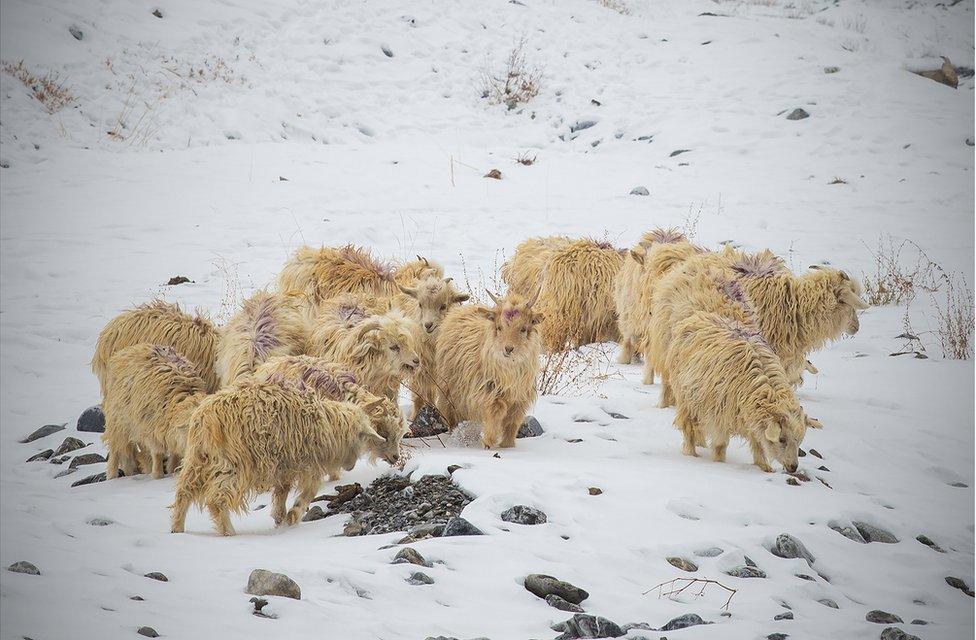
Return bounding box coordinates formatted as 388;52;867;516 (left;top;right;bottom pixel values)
596;0;631;15
481;38;543;109
862;237;939;306
537;343;621;397
1;60;75;114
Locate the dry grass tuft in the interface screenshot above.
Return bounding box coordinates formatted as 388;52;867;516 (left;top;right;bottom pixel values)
537;343;621;397
1;60;75;114
515;151;538;166
481;38;543;110
596;0;631;15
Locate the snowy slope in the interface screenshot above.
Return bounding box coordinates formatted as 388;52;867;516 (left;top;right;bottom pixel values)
1;1;973;639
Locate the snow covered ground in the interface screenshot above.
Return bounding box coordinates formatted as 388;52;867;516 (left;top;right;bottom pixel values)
1;0;973;638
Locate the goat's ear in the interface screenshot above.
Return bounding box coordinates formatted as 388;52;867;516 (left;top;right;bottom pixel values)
630;249;645;265
764;421;782;443
361;425;386;445
476;307;495;321
840;287;870;310
398;283;418;298
443;277;453;284
531;312;544;325
452;292;470;304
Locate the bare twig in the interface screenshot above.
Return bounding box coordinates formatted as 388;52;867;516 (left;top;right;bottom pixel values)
645;577;738;610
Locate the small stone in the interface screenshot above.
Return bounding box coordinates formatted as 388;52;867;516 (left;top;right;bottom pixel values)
916;535;945;552
381;44;394;57
605;411;628;419
767;634;788;640
744;555;758;567
408;405;450;437
669;149;691;157
809;448;823;459
152;8;163;18
853;521;899;544
144;572;168;582
694;546;723;557
301;506;325;522
546;594;584;612
68;25;84;40
249;596;272;617
550;614;622;639
771;533;816;565
50;455;70;465
621;622;652;633
818;599;839;609
867;610;903;624
629;186;650;196
786;108;809;120
245;569;301;600
26;449;54;462
88;517;113;526
484;169;502;180
569;120;597;133
726;566;766;578
54;437;87;456
524;574;589;605
441;517;483;537
666;557;698;572
824;66;840;74
501;505;547;525
945;576;975;596
661;613;710;630
829;520;867;543
406;571;434;585
446;465;462;474
69;453;106;468
880;628;922;640
137;627;159;638
7;561;40;575
166;276;191;285
71;472;106;487
786;478;800;486
343;520;365;536
818;465;830;472
795;573;816;581
517;416;544;438
54;468;78;479
130;596;144;601
20;423;66;443
910;619;928;625
588;487;602;496
77;406;106;433
774;612;794;620
392;547;430;567
798;448;806;457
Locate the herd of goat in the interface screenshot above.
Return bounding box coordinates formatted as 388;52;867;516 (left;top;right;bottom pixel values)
89;230;869;535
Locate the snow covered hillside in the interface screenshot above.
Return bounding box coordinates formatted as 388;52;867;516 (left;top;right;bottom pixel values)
1;0;973;639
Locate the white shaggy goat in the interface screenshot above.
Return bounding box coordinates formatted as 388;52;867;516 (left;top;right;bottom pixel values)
649;250;867;405
613;228;697;365
308;291;392;355
666;310;806;472
253;354;406;469
92;301;220;394
215;290;311;387
102;344;208;479
310;308;421;401
501;236;574;298
434;291;542;448
170;379;392;536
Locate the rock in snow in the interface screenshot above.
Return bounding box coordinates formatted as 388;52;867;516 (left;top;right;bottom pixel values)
7;561;40;575
551;614;623;639
76;406;106;433
523;574;589;604
245;569;301;600
19;423;65;443
500;505;547;525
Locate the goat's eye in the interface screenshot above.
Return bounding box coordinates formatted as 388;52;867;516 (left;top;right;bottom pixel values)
440;305;447;311
779;437;787;444
520;328;528;334
390;344;400;352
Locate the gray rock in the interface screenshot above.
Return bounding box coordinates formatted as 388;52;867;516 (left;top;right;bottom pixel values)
829;520;867;543
771;534;816;565
661;613;710;630
68;25;84;40
621;622;652;632
744;555;758;567
767;634;788;640
910;619;928;625
818;599;839;609
524;574;589;604
867;610;903;624
408;405;449;437
301;506;325;522
144;572;168;582
545;594;584;612
71;471;106;487
517;416;544;438
880;628;921;640
381;45;394;57
7;561;40;575
694;546;723;557
795;573;816;582
77;405;105;432
70;453;106;468
629;186;650;196
824;66;840;74
786;108;809;120
406;571;434;585
130;596;144;601
666;556;698;572
774;611;794;620
54;437;87;456
945;576;974;596
245;569;301;600
501;505;547;525
20;423;65;443
853;522;899;544
916;534;945;553
441;517;483;537
137;627;159;638
393;547;430;567
50;455;70;465
88;517;113;526
55;468;78;479
26;449;54;462
399;522;445;543
726;566;766;578
669;149;692;157
570;120;598;133
551;614;623;639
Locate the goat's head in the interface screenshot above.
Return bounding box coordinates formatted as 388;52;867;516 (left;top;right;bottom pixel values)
398;276;469;334
481;290;543;358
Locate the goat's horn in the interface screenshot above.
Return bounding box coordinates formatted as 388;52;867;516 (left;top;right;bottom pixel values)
485;290;503;305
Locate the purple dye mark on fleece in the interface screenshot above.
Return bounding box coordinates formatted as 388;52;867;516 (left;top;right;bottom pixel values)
340;245;394;281
251;298;281;360
648;227;686;244
503;308;520;321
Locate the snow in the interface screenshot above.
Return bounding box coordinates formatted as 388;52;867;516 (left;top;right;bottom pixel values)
1;0;973;638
